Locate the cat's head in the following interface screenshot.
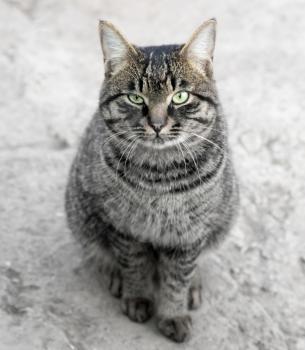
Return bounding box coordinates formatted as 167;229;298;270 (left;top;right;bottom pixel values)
99;20;218;149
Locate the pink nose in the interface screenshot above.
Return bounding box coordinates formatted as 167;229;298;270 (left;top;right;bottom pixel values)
148;120;167;133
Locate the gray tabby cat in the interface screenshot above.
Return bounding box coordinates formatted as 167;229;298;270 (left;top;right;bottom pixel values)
65;19;238;342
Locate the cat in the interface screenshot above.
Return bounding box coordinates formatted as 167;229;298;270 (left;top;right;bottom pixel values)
65;19;239;343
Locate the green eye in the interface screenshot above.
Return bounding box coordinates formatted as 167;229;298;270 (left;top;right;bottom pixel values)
172;91;189;105
128;94;144;105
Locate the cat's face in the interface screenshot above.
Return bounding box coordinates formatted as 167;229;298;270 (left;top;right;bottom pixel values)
99;20;218;150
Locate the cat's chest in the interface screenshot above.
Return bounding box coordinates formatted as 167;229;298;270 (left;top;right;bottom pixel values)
104;189;211;246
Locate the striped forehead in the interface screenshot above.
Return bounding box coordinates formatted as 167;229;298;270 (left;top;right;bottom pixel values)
137;45;180;96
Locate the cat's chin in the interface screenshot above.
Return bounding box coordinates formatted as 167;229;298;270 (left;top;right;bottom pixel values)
153;136;166;144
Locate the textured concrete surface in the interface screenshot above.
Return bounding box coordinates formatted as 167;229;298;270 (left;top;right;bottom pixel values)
1;0;305;349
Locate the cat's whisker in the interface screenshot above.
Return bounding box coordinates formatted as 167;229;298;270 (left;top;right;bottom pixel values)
115;134;139;181
180;140;202;185
102;130;130;146
170;125;226;137
176;142;187;175
123;137;140;175
179;129;224;153
103;133;130;157
103;130;144;147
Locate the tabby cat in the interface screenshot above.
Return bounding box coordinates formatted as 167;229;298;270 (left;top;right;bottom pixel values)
65;19;238;342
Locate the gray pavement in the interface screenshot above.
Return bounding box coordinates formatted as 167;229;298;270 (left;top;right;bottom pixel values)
0;0;304;349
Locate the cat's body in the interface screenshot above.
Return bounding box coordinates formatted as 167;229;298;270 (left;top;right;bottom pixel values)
65;20;238;342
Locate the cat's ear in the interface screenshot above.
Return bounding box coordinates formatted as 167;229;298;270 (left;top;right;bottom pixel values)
180;19;216;76
99;20;138;77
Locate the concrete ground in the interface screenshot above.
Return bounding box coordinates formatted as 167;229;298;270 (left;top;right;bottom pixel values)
1;0;305;349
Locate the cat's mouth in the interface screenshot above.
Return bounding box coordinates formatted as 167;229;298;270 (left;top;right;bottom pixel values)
143;133;165;142
142;118;179;142
139;121;181;145
142;132;179;146
153;134;166;143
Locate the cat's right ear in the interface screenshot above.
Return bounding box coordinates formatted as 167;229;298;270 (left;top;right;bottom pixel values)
99;21;137;78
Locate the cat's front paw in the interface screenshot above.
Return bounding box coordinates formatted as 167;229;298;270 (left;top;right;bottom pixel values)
121;297;153;323
158;315;192;342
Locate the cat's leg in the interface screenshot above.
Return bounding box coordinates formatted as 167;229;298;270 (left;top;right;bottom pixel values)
157;249;198;342
111;233;155;323
65;191;124;299
79;231;123;298
188;265;202;310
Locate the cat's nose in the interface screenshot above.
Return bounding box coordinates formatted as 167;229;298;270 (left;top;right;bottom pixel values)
148;104;168;134
148;120;167;134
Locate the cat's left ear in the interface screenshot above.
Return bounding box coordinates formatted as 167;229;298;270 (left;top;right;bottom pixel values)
99;20;138;78
180;19;216;76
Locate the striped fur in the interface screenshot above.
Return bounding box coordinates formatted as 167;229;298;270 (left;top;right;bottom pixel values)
65;20;239;342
